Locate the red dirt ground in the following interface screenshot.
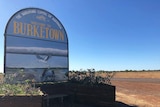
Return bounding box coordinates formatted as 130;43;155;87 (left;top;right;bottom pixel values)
111;72;160;107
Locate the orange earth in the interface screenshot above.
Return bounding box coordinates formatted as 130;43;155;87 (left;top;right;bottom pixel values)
111;71;160;107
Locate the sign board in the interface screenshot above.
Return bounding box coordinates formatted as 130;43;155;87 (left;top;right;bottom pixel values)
4;8;68;83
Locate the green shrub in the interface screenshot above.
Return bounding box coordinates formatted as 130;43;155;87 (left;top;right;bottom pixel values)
0;83;43;96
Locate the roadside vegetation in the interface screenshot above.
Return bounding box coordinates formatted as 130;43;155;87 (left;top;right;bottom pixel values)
0;73;43;96
0;83;43;96
0;69;159;96
69;69;115;85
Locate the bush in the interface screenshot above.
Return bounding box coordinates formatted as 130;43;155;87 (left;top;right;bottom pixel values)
0;83;43;96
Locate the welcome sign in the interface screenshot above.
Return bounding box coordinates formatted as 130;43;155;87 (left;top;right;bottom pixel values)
4;8;68;83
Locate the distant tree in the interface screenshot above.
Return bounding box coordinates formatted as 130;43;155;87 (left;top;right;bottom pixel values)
125;69;129;72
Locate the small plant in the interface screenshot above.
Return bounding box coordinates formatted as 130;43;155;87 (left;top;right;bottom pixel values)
0;83;43;96
69;69;115;85
0;71;43;96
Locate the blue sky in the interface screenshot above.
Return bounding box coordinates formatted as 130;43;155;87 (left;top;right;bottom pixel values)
0;0;160;72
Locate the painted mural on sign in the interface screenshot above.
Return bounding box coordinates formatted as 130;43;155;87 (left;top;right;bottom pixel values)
4;8;68;83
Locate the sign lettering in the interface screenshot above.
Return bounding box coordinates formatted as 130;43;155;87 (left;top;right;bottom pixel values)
13;21;64;41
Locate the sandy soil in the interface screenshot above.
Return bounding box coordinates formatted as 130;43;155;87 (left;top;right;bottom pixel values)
111;71;160;107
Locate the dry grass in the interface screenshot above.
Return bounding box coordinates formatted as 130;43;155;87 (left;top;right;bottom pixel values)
113;71;160;78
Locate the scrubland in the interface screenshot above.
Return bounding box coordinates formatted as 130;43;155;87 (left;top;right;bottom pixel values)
1;71;160;107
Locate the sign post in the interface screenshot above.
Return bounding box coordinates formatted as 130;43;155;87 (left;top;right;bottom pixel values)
4;8;68;83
